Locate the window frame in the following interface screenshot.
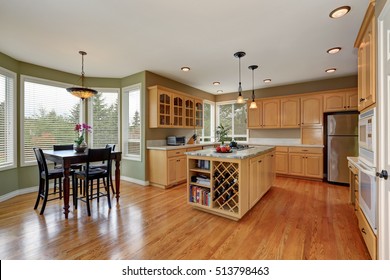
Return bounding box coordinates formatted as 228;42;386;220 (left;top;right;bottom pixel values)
0;66;17;171
87;88;121;150
200;100;216;143
216;100;248;142
20;75;81;166
122;83;142;161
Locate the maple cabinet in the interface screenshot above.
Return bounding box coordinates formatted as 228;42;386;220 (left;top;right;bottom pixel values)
149;147;202;188
247;98;280;128
288;147;323;179
148;85;203;128
323;89;358;112
280;97;300;128
355;0;376;111
275;146;289;174
300;95;323;126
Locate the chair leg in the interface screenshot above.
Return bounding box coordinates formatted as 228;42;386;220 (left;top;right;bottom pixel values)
107;176;111;209
59;177;63;200
85;179;91;216
40;179;49;215
72;175;78;209
97;179;100;203
110;173;115;194
34;178;44;210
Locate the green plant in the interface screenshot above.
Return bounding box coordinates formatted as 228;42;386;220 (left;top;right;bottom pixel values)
216;124;229;145
74;123;92;146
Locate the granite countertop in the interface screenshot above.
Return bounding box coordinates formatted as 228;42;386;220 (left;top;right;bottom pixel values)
147;143;216;151
147;142;322;150
185;145;275;160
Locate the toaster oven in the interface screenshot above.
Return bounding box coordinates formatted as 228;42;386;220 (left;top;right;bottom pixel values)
167;136;186;146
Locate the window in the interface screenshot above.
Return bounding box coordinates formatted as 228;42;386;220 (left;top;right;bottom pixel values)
216;101;248;142
0;67;16;170
122;84;141;161
197;100;215;142
21;76;81;165
88;89;120;149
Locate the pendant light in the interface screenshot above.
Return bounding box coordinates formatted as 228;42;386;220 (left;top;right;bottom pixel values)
234;51;246;103
66;51;97;100
248;65;258;109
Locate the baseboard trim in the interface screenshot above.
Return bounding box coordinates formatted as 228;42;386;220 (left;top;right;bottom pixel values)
120;176;149;186
0;186;38;202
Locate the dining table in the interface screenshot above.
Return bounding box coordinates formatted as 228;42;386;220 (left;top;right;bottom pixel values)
43;149;122;218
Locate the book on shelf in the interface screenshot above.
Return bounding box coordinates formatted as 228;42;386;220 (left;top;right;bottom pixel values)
190;185;211;206
196;160;210;170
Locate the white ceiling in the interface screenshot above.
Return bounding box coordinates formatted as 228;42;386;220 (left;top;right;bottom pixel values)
0;0;369;94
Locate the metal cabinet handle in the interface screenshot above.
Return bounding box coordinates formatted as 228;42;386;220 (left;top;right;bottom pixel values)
361;228;366;235
359;98;366;102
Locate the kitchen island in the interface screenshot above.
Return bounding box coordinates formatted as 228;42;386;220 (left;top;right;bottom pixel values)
186;145;275;220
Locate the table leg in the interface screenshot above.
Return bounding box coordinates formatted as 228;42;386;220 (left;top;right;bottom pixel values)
115;159;120;203
63;167;71;219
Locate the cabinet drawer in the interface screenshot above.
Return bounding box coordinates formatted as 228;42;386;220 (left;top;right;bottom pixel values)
288;147;322;154
276;146;288;152
357;209;377;259
167;149;186;157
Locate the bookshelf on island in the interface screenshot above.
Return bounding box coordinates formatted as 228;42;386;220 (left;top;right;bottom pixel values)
186;146;276;220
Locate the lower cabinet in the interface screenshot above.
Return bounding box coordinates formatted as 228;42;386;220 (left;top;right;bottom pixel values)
149;146;203;188
276;146;323;180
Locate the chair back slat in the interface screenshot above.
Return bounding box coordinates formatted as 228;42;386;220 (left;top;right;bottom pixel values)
86;148;111;172
53;144;74;151
33;147;49;177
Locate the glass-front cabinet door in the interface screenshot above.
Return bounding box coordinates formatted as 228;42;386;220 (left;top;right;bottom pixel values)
158;91;172;126
173;94;184;127
185;98;194;127
195;99;203;128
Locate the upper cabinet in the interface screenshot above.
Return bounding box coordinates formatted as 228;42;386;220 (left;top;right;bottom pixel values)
355;0;376;111
323;88;358;112
280;97;300;128
148;85;203;128
247;98;280;128
300;95;323;126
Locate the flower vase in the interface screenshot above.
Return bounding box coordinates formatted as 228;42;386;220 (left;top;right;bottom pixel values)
74;141;88;153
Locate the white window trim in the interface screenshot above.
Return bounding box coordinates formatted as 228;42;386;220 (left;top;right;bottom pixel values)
87;88;121;150
122;83;142;161
20;75;77;166
200;100;216;143
0;66;17;171
216;100;249;142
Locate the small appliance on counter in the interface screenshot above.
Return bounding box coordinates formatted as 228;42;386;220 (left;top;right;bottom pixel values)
167;136;186;146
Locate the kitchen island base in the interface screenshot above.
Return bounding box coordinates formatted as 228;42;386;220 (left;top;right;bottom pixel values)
186;146;275;220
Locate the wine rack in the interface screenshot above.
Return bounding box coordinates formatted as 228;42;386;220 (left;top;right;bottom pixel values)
213;161;239;213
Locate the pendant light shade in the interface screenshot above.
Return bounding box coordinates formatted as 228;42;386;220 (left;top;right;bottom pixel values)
248;65;258;109
66;51;97;100
234;51;246;103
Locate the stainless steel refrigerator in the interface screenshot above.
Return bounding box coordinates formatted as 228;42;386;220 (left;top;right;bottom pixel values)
327;113;359;184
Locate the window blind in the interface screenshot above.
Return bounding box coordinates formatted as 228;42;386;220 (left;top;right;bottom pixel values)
23;78;80;164
89;91;119;149
0;69;16;169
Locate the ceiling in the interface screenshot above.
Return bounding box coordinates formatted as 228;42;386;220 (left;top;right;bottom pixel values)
0;0;369;94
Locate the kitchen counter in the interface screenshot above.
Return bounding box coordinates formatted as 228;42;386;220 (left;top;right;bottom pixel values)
347;156;359;168
185;145;275;159
147;142;322;150
147;143;216;150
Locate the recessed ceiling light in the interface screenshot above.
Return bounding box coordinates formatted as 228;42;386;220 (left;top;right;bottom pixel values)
327;47;342;54
263;79;272;83
213;81;220;86
217;90;223;93
325;68;337;73
329;6;351;19
181;67;190;72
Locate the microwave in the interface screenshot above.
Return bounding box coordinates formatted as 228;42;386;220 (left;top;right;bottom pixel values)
358;108;376;167
167;136;186;146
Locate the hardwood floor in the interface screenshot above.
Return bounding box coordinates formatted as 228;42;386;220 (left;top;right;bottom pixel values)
0;177;370;260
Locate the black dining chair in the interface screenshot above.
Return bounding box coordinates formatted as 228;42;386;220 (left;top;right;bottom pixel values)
90;144;116;194
33;147;65;215
72;147;112;216
53;144;83;198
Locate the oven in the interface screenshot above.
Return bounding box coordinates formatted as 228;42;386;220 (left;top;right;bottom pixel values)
357;160;377;234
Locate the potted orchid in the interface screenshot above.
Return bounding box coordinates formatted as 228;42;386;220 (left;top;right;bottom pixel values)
74;123;92;152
